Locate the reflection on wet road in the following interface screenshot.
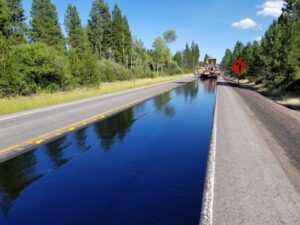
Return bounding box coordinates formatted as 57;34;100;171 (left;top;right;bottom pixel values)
0;79;216;225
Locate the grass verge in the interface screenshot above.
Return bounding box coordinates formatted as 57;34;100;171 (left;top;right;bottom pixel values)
0;74;191;115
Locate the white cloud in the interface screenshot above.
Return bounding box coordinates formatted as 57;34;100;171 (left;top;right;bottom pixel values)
255;36;262;42
257;0;285;17
232;18;258;29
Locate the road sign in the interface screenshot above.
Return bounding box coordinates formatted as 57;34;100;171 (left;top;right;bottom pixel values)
231;58;247;75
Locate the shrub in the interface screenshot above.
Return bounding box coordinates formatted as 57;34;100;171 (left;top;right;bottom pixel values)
98;59;131;82
12;42;68;94
165;61;183;75
0;36;20;97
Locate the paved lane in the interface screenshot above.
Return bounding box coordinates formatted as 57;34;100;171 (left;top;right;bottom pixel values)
202;78;300;225
0;75;195;162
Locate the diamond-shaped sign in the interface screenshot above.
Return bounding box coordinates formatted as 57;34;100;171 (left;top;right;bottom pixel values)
231;58;247;75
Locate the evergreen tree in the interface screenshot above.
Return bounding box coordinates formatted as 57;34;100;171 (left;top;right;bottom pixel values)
283;0;300;81
65;6;99;86
191;41;200;67
0;0;10;37
6;0;27;44
30;0;64;49
242;42;254;77
248;41;265;81
87;0;112;59
65;4;85;51
173;51;183;67
262;21;284;83
100;0;112;57
182;43;191;69
122;16;132;67
287;19;300;80
111;4;124;63
220;49;232;72
232;41;244;61
0;34;18;97
203;54;210;65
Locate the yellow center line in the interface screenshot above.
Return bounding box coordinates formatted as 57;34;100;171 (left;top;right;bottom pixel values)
0;87;175;154
0;144;21;154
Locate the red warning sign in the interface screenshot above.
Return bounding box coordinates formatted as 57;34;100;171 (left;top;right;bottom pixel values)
231;58;247;75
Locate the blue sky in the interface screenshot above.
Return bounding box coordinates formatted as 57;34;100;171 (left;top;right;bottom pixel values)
23;0;284;62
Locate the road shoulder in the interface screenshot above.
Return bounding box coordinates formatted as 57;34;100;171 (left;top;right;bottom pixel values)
211;78;300;225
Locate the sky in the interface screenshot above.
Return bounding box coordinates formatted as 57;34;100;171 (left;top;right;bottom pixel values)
23;0;285;62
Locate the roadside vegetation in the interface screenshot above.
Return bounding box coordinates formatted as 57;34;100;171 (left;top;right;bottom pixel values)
0;0;201;99
0;74;190;115
220;0;300;96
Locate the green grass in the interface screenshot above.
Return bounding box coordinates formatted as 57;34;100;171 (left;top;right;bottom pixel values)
0;74;191;115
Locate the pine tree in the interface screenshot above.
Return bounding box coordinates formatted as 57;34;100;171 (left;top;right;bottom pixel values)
283;0;300;81
30;0;64;49
242;42;254;77
287;19;300;81
203;54;210;65
87;0;112;59
111;4;124;63
195;44;200;64
220;49;232;72
0;0;10;37
6;0;27;44
232;41;244;61
248;41;265;81
261;21;283;84
191;41;200;67
65;4;85;51
173;51;183;67
100;0;112;57
122;16;132;67
65;5;99;86
182;43;190;69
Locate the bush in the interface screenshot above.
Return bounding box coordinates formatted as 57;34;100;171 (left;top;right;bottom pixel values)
165;61;183;75
0;36;20;97
130;66;155;78
98;59;131;82
12;42;68;95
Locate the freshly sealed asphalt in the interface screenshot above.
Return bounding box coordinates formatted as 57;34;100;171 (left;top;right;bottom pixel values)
0;75;195;162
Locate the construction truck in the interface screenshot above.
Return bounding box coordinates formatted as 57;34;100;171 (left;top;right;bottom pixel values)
199;58;221;79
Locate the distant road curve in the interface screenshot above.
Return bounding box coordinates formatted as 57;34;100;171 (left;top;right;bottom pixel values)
0;75;195;163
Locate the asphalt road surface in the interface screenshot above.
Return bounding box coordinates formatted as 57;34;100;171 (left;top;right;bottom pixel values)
208;77;300;225
0;75;195;162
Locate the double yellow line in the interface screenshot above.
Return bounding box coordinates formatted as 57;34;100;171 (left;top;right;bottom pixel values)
0;88;173;155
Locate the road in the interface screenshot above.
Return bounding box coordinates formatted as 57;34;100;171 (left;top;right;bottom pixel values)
201;77;300;225
0;75;195;163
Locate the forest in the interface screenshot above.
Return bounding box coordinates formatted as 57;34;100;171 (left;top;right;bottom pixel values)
221;0;299;93
0;0;201;97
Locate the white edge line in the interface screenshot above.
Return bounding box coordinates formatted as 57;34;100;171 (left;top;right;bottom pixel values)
200;82;218;225
0;75;193;122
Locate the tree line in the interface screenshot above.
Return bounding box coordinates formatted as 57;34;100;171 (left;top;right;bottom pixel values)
221;0;299;92
0;0;201;97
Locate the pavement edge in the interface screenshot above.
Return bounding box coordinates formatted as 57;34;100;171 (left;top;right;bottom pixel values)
199;80;218;225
